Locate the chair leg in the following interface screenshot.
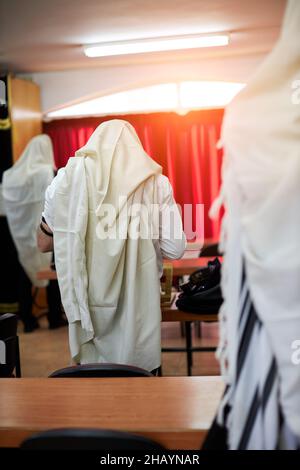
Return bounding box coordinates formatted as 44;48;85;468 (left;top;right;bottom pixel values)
15;336;21;378
185;322;193;376
195;321;202;338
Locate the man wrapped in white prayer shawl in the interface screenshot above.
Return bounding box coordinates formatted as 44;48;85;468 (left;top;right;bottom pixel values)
206;0;300;450
2;135;54;288
41;120;186;372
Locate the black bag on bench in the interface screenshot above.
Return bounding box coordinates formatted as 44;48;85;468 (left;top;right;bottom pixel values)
176;257;223;313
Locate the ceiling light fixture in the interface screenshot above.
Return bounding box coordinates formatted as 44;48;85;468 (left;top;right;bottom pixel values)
84;34;229;58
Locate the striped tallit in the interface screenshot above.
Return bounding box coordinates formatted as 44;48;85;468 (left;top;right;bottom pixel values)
209;0;300;448
217;267;299;450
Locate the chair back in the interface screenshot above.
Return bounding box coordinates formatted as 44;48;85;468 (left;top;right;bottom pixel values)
21;428;164;450
49;363;153;378
0;313;20;377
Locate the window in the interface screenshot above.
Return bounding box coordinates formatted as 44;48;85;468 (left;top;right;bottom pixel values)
46;81;245;119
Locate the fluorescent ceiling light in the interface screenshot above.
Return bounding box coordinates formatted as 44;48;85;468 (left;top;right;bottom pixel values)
84;34;229;58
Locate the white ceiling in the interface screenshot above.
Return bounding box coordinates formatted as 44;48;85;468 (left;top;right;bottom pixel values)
0;0;287;73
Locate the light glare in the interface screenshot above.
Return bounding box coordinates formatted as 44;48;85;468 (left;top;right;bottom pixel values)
45;81;244;119
180;81;245;109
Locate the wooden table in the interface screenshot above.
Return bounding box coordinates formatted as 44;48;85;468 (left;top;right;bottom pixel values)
165;257;220;277
162;300;218;323
37;257;221;281
0;377;223;449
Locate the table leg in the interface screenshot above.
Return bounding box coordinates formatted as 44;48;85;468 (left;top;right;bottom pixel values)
185;321;192;376
195;321;202;338
15;336;21;378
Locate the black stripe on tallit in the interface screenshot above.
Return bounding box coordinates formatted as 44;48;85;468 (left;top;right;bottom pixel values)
240;262;246;290
238;263;251;329
238;358;277;450
238;288;250;327
236;303;258;382
262;357;277;410
237;387;260;450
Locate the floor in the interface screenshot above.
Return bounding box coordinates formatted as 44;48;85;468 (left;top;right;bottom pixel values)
17;315;220;377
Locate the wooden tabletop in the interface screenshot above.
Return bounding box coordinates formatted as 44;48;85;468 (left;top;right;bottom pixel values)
0;377;223;449
161;294;219;322
37;257;220;281
162;308;218;323
165;256;220;277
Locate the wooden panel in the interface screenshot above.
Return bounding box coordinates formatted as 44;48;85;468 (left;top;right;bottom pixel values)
0;377;223;449
9;75;42;162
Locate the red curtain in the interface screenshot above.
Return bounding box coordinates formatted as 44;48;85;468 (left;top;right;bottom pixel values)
44;109;224;239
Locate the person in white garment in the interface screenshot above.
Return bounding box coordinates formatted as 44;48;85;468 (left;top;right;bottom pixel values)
38;120;186;373
204;0;300;450
3;134;67;332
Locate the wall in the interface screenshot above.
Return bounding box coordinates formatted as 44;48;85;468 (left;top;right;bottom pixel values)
23;53;267;115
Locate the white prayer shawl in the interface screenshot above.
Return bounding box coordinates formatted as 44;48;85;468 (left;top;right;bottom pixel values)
53;120;162;371
2;135;54;287
0;184;5;216
211;0;300;439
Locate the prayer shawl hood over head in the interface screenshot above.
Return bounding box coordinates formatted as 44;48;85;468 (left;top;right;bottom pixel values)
53;119;162;371
2;134;54;287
